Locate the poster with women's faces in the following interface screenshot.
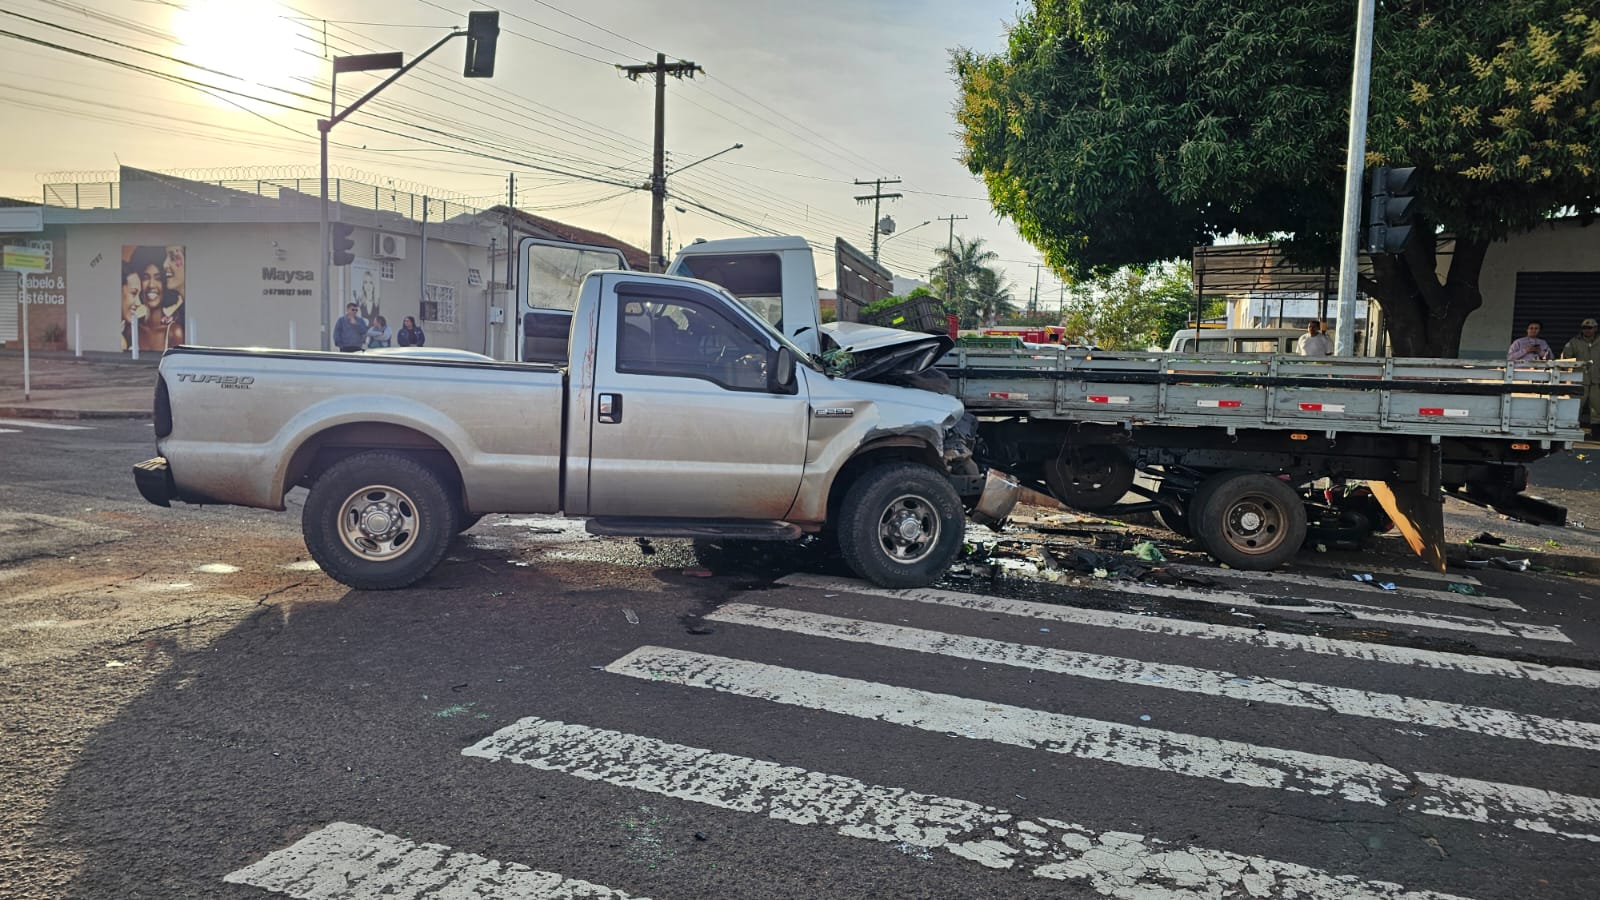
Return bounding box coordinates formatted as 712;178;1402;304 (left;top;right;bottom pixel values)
349;258;381;324
121;244;186;352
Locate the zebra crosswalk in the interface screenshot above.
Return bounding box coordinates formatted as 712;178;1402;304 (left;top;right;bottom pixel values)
227;569;1598;899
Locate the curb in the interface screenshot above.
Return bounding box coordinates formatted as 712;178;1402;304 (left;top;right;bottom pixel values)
0;405;151;421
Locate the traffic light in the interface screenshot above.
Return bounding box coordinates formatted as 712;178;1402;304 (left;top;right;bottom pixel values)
463;11;499;78
1366;165;1417;256
330;222;356;267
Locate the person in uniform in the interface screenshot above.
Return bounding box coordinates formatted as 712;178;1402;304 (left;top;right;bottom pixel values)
1561;317;1600;438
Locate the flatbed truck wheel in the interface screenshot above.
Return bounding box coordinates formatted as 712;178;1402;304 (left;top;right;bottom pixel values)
302;450;459;590
1043;445;1135;511
837;463;965;588
1192;472;1306;570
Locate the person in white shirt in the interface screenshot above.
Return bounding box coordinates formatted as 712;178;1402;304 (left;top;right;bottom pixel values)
1297;320;1333;356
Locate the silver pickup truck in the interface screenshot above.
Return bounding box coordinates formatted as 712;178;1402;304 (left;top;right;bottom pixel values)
133;261;1016;592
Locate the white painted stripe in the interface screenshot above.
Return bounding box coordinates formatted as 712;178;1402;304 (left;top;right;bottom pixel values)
608;647;1600;842
1187;567;1523;611
706;604;1600;751
1055;571;1565;643
0;428;18;434
779;575;1600;689
0;418;92;430
466;717;1471;899
225;822;641;899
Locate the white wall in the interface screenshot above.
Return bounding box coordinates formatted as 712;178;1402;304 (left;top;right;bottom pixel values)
1460;219;1600;358
57;220;488;353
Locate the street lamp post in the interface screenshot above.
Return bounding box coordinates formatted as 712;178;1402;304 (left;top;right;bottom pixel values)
317;13;499;350
879;219;931;248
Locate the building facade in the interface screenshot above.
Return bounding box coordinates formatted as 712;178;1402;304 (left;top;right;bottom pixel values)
1;167;644;359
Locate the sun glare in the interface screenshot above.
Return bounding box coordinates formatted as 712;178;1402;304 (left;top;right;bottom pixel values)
172;0;315;96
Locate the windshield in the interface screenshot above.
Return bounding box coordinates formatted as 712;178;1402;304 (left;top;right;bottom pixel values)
672;252;785;332
702;281;817;371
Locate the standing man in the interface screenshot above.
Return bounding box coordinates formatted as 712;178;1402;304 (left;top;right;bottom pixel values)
1297;320;1333;356
1561;317;1600;438
1508;320;1553;361
333;302;368;353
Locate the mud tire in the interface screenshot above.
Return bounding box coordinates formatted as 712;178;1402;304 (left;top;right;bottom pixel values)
837;464;964;588
303;451;459;590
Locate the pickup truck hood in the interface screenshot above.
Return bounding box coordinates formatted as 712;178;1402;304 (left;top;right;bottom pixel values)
818;321;953;382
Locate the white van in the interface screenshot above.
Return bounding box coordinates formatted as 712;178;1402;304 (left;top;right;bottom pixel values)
1166;328;1306;354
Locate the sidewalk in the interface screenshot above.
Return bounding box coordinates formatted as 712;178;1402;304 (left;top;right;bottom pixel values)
0;349;157;419
5;348;1599;575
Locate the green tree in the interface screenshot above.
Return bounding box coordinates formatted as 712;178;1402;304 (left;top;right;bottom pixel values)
1060;260;1215;350
933;235;1004;324
953;1;1600;356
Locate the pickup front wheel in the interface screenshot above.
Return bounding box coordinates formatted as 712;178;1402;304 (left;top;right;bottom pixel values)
303;451;459;590
837;464;964;588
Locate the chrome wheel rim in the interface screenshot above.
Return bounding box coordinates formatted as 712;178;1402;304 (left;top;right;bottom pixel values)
877;493;939;564
337;484;419;561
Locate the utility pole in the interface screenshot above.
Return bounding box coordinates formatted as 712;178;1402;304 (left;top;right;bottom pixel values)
1030;263;1045;318
937;214;967;315
854;178;903;261
1333;0;1377;356
619;53;702;272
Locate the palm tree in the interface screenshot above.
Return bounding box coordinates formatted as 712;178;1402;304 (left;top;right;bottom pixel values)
933;236;999;312
969;267;1018;326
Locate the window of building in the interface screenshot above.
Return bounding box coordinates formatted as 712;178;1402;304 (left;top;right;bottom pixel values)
379;259;396;281
467;267;483;287
615;293;770;392
422;283;456;325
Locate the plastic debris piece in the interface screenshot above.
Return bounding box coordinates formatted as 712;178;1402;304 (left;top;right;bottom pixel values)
1315;544;1328;553
1352;573;1375;582
1379;582;1397;591
1491;557;1531;572
1471;532;1507;546
1131;541;1166;562
1039;627;1051;633
1445;583;1479;595
623;608;640;625
104;660;127;668
1139;714;1152;722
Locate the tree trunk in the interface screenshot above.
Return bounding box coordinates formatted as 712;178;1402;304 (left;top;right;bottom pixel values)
1362;232;1489;358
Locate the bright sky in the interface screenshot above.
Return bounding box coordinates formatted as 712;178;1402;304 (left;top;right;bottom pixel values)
0;0;1058;299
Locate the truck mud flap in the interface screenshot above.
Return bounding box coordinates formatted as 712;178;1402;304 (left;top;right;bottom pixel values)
132;456;174;508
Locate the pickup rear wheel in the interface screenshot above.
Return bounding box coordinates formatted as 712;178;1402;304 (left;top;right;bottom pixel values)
303;451;459;590
1192;472;1306;570
837;464;964;588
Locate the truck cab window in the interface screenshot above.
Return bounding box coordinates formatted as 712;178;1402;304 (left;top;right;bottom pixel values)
617;297;771;392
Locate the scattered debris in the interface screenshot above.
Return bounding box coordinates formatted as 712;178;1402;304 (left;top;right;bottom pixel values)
624;608;640;625
1378;582;1397;591
1352;573;1375;583
1471;532;1507;546
1491;557;1532;572
1445;583;1479;596
1131;541;1166;562
1139;714;1152;722
104;660;126;668
636;538;656;556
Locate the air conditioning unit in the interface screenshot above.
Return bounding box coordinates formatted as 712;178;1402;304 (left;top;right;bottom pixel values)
374;233;406;259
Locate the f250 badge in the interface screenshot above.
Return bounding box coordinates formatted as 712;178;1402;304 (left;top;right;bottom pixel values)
176;373;255;389
813;407;854;418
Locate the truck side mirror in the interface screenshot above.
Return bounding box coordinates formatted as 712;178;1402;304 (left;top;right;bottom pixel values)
770;347;796;394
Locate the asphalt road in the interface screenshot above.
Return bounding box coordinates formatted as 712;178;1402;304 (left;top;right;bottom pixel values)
4;420;1600;899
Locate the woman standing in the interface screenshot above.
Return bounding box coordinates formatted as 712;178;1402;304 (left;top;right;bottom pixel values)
395;315;426;347
366;314;393;349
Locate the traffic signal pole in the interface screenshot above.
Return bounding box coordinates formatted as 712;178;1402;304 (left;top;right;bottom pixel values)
318;14;499;349
1333;0;1377;356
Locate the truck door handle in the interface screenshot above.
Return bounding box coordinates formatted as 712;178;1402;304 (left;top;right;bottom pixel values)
598;392;623;424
